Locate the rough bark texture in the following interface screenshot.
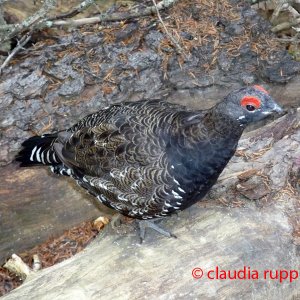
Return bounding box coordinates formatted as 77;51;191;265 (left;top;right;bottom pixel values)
2;109;300;300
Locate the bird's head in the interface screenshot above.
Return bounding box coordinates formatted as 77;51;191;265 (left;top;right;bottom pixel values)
221;85;283;126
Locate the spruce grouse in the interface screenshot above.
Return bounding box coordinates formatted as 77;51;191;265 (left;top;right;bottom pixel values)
16;86;282;230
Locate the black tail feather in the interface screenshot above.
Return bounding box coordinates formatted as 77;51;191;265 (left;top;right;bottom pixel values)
15;134;61;167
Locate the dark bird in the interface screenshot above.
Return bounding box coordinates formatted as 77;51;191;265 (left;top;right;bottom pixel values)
16;85;282;238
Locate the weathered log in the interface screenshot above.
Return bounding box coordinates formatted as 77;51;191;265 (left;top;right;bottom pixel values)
3;109;299;299
0;165;109;264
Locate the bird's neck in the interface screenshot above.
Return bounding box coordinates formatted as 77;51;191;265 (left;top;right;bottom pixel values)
180;105;245;144
203;103;245;137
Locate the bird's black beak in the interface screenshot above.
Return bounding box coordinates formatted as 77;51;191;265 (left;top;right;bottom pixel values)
266;96;284;115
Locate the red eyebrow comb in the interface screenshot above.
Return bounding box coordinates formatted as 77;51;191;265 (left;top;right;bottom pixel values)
253;85;269;94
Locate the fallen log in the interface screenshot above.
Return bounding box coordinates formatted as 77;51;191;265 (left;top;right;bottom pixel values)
3;108;299;299
0;165;109;264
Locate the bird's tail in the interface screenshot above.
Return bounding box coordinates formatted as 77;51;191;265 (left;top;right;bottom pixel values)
15;134;61;167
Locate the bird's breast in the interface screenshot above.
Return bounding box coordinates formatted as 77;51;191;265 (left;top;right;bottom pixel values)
168;137;238;206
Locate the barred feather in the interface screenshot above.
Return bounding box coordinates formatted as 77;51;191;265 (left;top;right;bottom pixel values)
15;134;60;167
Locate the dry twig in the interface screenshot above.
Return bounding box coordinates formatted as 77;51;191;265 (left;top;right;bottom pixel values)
0;0;56;43
151;0;187;58
0;0;178;42
48;0;96;21
270;0;289;24
0;33;32;74
272;18;300;32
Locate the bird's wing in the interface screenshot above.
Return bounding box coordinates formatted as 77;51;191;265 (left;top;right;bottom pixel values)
59;100;184;173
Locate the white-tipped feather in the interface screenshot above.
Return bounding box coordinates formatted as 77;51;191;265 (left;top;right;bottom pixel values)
46;150;51;164
52;152;59;163
178;187;185;193
171;190;182;199
41;151;45;164
35;147;42;163
29;146;38;161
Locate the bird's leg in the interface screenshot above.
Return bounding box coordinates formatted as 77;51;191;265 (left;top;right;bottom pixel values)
110;214;135;231
110;213;123;230
137;219;177;243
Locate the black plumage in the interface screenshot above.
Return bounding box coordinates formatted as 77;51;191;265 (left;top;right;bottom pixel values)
16;86;282;220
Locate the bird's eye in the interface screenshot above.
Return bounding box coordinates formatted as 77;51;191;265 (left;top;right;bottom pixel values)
246;104;256;111
240;96;261;112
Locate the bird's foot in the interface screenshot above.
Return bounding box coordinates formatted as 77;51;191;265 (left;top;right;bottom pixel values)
137;219;177;243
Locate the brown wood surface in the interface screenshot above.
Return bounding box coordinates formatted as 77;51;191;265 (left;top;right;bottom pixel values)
0;164;109;264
